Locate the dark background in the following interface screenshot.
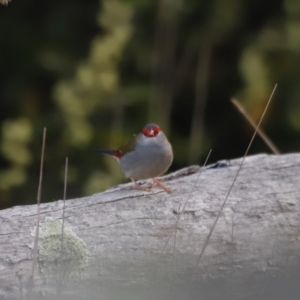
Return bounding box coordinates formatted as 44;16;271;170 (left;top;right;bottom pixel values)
1;0;300;209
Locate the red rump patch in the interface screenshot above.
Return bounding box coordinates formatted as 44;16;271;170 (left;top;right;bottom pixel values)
113;150;122;159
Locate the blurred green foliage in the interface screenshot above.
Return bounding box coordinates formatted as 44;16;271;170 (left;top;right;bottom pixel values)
0;0;300;209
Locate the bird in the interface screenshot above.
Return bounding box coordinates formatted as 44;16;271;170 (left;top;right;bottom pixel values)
94;123;173;192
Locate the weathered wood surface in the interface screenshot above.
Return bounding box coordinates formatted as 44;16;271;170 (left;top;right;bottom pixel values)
0;153;300;299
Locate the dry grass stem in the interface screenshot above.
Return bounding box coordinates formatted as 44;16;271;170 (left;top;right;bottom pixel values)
162;149;212;254
231;98;280;154
195;84;278;267
31;128;47;278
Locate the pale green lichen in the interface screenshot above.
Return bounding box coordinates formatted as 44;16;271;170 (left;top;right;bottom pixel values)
31;217;89;284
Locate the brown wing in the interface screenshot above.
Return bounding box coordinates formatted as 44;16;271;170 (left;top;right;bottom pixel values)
118;134;139;156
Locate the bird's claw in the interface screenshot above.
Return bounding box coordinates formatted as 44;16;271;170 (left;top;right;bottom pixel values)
152;178;172;193
131;179;152;192
130;178;171;193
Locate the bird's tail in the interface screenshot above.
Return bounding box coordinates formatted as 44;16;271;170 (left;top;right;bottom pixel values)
92;148;120;158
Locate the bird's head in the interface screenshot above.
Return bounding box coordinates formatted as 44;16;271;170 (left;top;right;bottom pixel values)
142;124;162;138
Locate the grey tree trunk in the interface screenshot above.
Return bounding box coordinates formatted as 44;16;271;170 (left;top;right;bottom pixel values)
0;153;300;300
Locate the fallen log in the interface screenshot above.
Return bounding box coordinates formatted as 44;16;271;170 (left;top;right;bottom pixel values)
0;153;300;299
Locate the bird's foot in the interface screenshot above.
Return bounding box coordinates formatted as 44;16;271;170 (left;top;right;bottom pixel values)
130;179;152;192
152;178;172;193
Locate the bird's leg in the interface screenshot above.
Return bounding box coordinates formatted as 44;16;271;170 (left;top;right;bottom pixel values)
152;178;172;193
130;179;152;192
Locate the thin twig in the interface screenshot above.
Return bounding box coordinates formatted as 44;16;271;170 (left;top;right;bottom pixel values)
195;84;277;267
31;128;47;278
231;98;280;155
162;149;212;254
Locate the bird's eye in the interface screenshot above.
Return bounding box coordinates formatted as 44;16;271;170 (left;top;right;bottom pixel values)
153;127;160;135
142;128;149;136
152;126;161;136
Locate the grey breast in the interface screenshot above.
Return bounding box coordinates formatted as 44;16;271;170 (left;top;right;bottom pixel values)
120;132;173;180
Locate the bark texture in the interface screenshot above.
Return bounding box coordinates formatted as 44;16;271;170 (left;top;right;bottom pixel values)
0;153;300;299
